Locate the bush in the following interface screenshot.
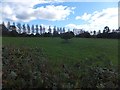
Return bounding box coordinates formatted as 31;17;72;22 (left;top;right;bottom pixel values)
60;32;74;43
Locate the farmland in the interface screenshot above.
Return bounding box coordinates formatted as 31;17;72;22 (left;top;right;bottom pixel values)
2;37;118;65
2;37;119;88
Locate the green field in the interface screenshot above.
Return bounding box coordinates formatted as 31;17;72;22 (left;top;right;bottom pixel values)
2;37;118;66
2;37;119;88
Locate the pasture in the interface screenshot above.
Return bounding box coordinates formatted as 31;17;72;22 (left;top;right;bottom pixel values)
2;37;118;66
2;37;119;88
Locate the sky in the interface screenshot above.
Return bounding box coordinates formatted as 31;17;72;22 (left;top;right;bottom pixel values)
0;0;119;32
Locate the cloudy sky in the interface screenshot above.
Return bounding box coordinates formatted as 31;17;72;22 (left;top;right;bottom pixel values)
1;0;119;32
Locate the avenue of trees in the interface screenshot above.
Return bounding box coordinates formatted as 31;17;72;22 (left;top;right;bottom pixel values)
1;21;120;39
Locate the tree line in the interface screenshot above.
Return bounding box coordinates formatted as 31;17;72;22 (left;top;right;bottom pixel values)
1;21;120;39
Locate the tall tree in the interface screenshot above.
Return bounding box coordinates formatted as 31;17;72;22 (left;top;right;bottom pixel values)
36;24;39;34
31;25;34;34
22;24;26;33
7;21;10;29
17;23;21;33
118;27;120;33
98;30;101;34
60;27;62;34
104;26;110;33
63;27;65;33
48;26;52;33
57;27;60;34
40;25;42;35
53;26;56;32
27;24;30;34
2;21;5;26
43;27;45;34
53;26;58;37
93;30;96;35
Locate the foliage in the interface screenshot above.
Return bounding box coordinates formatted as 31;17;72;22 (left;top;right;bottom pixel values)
60;31;74;42
1;24;120;39
2;46;119;89
2;46;49;89
76;31;91;38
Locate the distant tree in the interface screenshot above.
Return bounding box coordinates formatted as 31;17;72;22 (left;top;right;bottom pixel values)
93;30;96;35
57;27;60;34
22;24;26;33
31;25;34;34
43;27;45;34
2;23;10;36
103;29;106;34
104;26;110;33
36;25;39;34
10;29;18;37
48;26;52;33
7;21;10;30
53;26;56;32
97;30;102;38
53;26;59;37
61;31;74;43
90;31;93;35
98;30;101;34
101;26;110;38
92;30;96;38
43;32;52;37
77;31;91;38
117;27;120;33
63;27;65;33
17;23;21;33
2;21;5;26
60;27;62;34
40;25;42;35
27;24;30;34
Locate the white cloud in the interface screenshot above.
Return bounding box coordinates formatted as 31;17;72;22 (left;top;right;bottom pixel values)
35;5;75;21
66;7;118;32
66;24;77;29
1;1;75;22
75;16;81;20
76;13;91;21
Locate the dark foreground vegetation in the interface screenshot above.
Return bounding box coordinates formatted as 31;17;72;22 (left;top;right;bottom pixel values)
2;46;119;89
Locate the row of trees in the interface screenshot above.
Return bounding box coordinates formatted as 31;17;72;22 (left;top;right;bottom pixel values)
5;22;66;34
76;26;120;39
1;21;120;39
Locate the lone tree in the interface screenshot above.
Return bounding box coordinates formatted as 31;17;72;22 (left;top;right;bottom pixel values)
61;31;74;43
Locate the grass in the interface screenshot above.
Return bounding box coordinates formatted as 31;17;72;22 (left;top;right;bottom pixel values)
2;37;119;88
2;37;118;66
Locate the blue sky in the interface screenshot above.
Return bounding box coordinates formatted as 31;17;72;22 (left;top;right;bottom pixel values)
1;0;119;32
32;2;117;27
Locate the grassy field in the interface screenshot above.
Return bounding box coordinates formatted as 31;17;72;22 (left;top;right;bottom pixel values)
2;37;119;88
2;37;118;66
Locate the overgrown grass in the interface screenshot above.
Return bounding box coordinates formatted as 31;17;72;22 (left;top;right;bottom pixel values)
2;46;119;89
